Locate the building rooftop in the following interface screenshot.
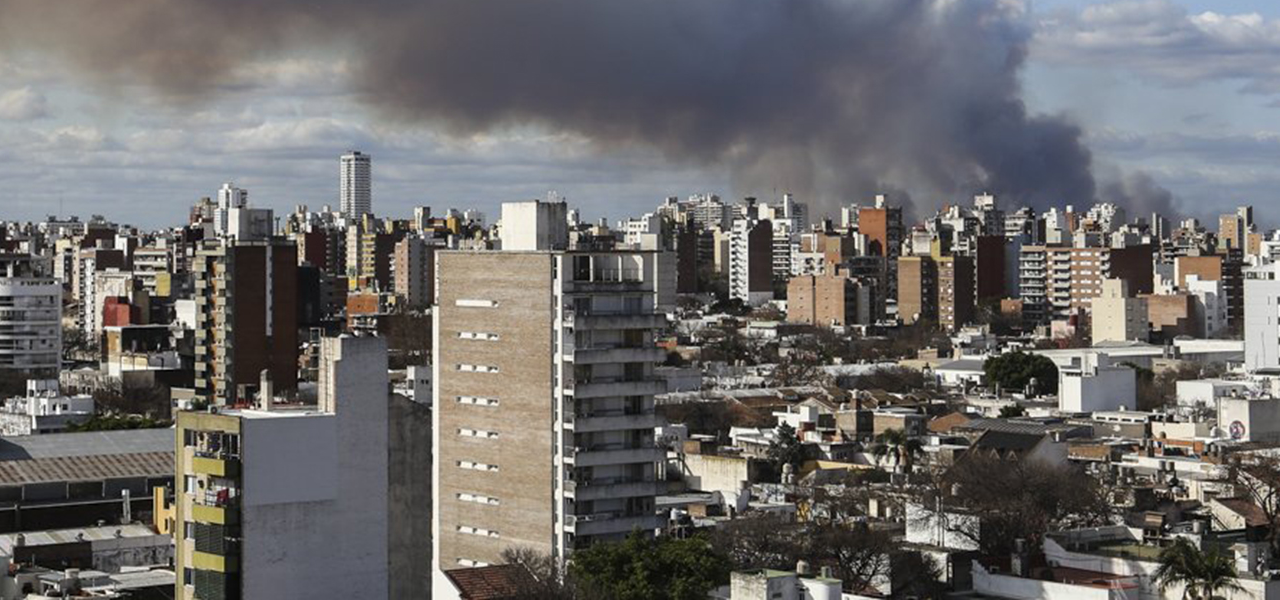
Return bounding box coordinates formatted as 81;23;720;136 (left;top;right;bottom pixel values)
0;428;172;461
0;451;173;485
0;523;163;555
444;564;539;600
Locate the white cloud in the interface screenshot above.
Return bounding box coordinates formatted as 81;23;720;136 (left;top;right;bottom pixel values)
0;87;49;121
1034;1;1280;94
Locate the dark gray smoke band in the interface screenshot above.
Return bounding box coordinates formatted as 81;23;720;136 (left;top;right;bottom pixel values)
0;0;1174;217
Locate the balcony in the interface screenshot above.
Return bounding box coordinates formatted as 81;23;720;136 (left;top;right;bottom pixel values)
572;379;666;399
573;347;666;365
192;551;239;573
567;445;665;467
192;504;240;526
564;478;664;501
191;456;240;478
565;513;665;537
573;313;667;331
570;412;661;433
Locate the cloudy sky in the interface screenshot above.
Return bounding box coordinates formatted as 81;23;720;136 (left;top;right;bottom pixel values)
0;0;1277;228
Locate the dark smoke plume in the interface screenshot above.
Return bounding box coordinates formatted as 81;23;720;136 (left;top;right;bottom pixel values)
0;0;1130;215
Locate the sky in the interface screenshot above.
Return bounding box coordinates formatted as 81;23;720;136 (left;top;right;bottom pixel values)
1;0;1279;228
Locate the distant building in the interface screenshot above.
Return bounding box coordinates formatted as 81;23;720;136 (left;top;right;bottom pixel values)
1091;279;1148;343
0;254;61;373
1245;262;1280;371
190;238;298;405
786;273;877;327
339;151;372;219
897;256;937;325
1058;353;1136;413
729;219;774;306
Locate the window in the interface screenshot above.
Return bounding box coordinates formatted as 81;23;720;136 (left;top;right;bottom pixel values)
456;396;499;407
456;364;499;373
457;559;492;568
455;299;498;308
458;493;501;506
459;428;500;440
458;525;500;538
458;332;500;341
458;460;499;472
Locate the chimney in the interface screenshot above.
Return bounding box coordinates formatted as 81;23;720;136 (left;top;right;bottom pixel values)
259;369;274;411
121;489;131;523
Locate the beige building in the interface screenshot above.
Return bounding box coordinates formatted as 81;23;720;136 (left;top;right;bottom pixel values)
433;244;667;582
1091;279;1148;343
787;272;876;327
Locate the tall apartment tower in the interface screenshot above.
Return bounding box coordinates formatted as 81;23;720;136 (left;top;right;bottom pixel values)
175;335;391;600
433;245;666;583
729;218;774;306
0;254;61;373
191;238;298;405
340;151;372;220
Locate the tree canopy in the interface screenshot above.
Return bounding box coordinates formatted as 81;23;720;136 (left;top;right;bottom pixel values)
569;533;730;600
983;351;1058;396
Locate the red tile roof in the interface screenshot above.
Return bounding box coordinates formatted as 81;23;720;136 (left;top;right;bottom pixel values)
445;564;539;600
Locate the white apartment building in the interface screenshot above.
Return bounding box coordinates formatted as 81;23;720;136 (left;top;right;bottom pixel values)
1245;262;1280;372
1058;352;1137;413
214;183;248;237
0;254;61;373
729;218;773;306
340;151;372;220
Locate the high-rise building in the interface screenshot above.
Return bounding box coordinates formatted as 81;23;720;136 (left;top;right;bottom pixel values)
175;335;395;600
214;183;248;237
0;254;61;374
433;242;666;583
1018;245;1153;326
191;238;298;405
729;219;774;306
340;151;372;220
394;235;435;309
937;255;974;331
897;256;937;326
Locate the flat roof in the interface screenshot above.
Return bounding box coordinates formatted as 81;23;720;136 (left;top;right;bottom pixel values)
0;524;163;554
0;452;172;486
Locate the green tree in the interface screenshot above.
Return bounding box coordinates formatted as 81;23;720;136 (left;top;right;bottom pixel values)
983;351;1058;396
1153;537;1244;600
998;404;1027;419
767;422;805;480
870;428;922;473
570;533;730;600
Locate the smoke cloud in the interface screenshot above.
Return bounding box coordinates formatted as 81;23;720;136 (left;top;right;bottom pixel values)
0;0;1143;216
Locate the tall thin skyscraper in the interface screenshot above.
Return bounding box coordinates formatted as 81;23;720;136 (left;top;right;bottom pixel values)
340;151;372;219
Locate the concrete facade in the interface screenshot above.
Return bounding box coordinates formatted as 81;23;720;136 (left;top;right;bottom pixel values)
433;249;666;587
1091;279;1148;343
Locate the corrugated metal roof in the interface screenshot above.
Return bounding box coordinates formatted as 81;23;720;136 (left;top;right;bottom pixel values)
0;523;161;554
0;429;172;461
0;451;172;485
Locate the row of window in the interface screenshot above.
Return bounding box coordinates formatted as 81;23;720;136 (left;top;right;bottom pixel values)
459;428;499;440
457;559;491;567
458;525;500;538
458;331;500;341
457;364;499;373
458;460;499;472
457;396;499;407
456;299;498;308
458;492;500;506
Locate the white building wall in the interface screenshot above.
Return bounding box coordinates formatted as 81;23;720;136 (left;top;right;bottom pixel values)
1245;266;1280;372
500;200;568;251
241;335;390;599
